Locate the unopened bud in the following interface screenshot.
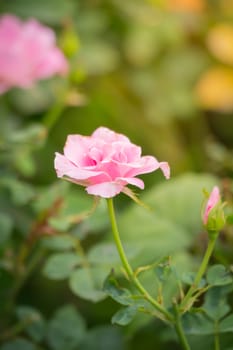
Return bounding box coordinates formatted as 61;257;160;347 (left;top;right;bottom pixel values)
202;186;226;237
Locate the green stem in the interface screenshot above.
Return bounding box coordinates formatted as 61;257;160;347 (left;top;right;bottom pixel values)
214;322;220;350
43;100;66;132
106;198;173;322
180;235;218;311
173;303;191;350
42;80;69;132
75;239;89;268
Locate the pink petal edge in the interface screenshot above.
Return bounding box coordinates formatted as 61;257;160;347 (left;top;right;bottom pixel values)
159;162;170;179
86;182;124;198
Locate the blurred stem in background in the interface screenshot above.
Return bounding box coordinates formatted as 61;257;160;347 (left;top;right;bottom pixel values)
4;244;45;322
42;79;70;133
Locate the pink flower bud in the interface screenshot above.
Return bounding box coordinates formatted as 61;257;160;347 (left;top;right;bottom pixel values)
202;186;225;234
203;186;220;225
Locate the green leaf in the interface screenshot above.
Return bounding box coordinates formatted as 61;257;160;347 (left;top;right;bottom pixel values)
181;272;206;288
41;235;76;251
43;252;81;280
69;266;108;302
88;243;140;265
8;84;55;117
118;210;190;265
207;265;233;286
182;311;214;335
0;177;35;205
103;273;133;306
8;124;46;145
219;314;233;333
203;287;231;321
13;149;36;177
16;306;46;342
0;213;13;244
48;217;72;232
184;307;233;336
0;338;37;350
80;326;124;350
87;243;120;264
111;305;137;326
46;305;86;350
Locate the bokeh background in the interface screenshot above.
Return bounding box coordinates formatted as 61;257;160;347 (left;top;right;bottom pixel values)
1;0;233;349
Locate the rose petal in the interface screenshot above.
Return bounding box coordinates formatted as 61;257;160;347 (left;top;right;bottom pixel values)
159;162;170;179
117;177;145;189
92;127;130;143
86;182;124;198
64;135;89;166
127;156;161;176
54;152;102;180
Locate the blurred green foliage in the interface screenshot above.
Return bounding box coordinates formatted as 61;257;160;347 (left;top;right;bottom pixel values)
1;0;233;349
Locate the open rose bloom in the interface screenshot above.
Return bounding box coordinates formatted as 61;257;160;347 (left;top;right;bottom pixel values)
54;127;170;198
0;15;68;93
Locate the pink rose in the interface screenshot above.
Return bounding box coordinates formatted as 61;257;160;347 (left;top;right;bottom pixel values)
203;186;220;225
0;15;68;93
54;127;170;198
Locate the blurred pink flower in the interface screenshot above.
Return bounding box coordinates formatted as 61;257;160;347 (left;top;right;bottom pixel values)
54;127;170;198
0;14;68;93
203;186;220;225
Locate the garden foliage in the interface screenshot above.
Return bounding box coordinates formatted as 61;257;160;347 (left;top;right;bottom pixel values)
1;0;233;349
